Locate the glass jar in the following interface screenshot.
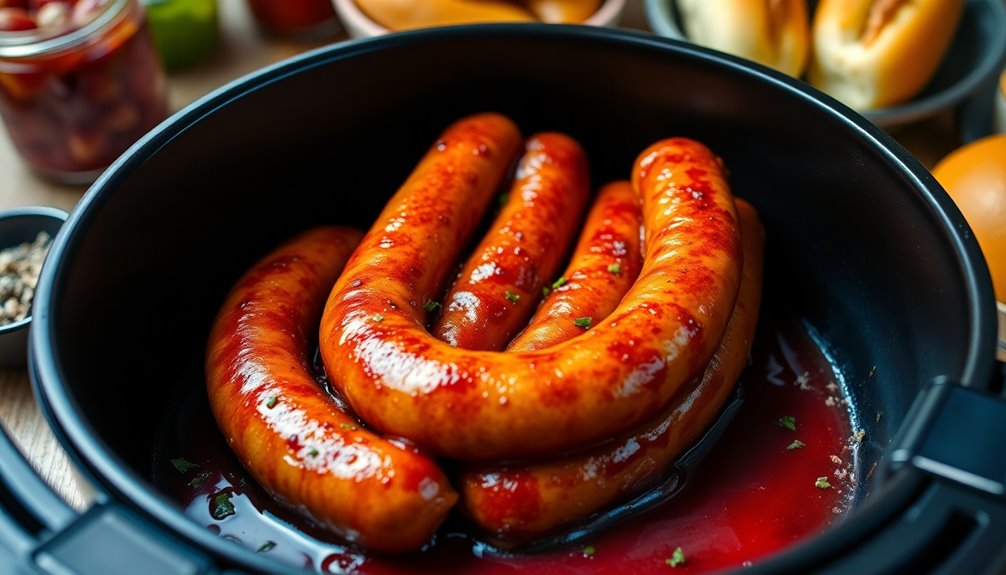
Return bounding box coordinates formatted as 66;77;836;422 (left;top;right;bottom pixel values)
246;0;338;36
0;0;168;184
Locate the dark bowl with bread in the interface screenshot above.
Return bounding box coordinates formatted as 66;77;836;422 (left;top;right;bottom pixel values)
0;24;1003;574
645;0;1006;130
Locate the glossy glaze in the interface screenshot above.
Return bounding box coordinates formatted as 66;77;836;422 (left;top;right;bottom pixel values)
461;200;764;540
320;136;742;461
432;132;590;350
166;306;854;573
508;180;643;351
205;226;457;552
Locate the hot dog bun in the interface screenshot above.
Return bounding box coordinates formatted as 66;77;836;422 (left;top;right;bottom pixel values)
808;0;964;110
677;0;810;77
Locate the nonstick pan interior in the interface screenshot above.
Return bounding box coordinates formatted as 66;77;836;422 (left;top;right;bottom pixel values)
30;25;997;572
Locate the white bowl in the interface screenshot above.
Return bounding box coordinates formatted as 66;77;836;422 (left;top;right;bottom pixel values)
333;0;627;38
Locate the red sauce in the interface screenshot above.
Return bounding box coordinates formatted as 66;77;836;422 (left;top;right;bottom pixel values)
158;311;858;573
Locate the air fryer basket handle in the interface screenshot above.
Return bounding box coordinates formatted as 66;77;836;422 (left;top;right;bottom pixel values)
0;385;214;574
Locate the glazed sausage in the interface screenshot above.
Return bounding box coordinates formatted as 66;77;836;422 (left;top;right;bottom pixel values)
508;180;643;352
459;199;764;539
320;135;742;461
432;132;590;350
205;227;458;553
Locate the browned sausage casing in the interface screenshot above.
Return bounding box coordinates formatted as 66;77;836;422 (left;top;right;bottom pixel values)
320;134;742;461
206;227;458;553
508;180;643;352
460;199;765;539
433;132;590;350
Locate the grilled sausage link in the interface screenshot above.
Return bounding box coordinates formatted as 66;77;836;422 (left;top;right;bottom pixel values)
460;199;764;539
433;132;590;350
320;135;742;461
206;227;458;553
508;180;643;351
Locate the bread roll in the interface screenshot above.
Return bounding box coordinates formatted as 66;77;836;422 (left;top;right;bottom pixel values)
355;0;533;31
808;0;964;110
678;0;810;77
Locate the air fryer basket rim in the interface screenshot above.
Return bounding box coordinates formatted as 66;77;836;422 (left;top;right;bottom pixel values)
28;24;1000;574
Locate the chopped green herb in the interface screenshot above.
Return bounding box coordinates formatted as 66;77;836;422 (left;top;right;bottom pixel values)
542;286;551;297
666;547;685;567
607;263;622;275
188;471;212;488
423;300;442;313
505;290;521;303
787;440;806;450
265;396;278;409
583;545;596;557
815;476;832;489
777;415;797;431
212;493;236;520
257;541;277;553
552;276;567;290
238;477;249;488
373;313;384;322
339;423;359;431
574;316;592;329
307;447;319;458
498;193;509;207
170;458;198;474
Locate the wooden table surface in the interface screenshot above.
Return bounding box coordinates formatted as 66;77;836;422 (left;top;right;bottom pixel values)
0;0;966;515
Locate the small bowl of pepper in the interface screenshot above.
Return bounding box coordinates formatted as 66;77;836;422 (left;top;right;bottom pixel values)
0;206;67;367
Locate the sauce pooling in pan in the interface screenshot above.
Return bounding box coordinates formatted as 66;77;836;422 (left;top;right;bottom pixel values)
157;310;860;574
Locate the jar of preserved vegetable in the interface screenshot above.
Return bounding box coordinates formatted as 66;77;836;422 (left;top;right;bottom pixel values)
0;0;168;184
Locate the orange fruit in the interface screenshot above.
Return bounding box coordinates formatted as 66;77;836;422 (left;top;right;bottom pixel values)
932;135;1006;302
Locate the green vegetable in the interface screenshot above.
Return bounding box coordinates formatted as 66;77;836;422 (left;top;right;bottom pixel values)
787;440;806;450
187;472;212;488
583;545;596;557
666;547;685;567
777;415;797;431
505;290;520;303
307;447;319;458
265;396;278;409
339;423;359;431
607;263;622;275
212;492;236;520
423;300;442;313
170;457;198;473
815;476;832;489
257;541;277;553
142;0;219;71
373;313;384;322
542;286;551;297
552;276;567;289
574;316;592;329
498;193;510;207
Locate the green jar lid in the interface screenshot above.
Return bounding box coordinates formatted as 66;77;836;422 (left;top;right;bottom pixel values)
142;0;218;71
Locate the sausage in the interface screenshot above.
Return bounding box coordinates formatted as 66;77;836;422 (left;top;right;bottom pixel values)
205;227;458;553
508;180;643;352
320;136;742;461
459;199;765;539
432;132;590;350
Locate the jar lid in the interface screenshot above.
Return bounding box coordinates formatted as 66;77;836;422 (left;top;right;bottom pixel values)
0;0;128;59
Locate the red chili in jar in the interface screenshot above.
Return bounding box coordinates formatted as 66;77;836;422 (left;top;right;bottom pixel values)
246;0;337;35
0;0;168;183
